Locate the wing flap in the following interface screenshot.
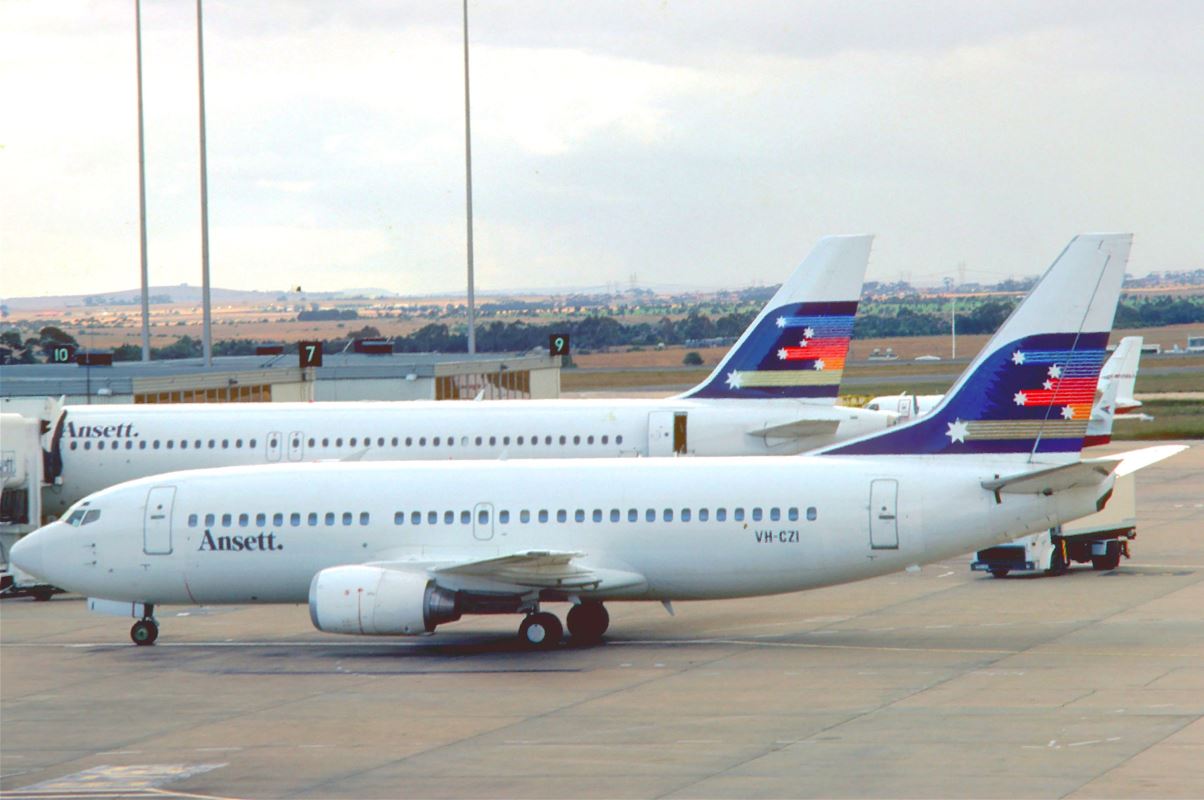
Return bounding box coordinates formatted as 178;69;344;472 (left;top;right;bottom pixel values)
428;550;647;592
751;418;842;440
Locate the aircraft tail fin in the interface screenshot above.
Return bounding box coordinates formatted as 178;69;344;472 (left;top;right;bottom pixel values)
680;235;872;403
1101;335;1144;413
820;233;1132;459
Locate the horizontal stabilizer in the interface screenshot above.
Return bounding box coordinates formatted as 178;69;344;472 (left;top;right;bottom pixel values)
431;550;646;592
982;444;1187;495
751;418;842;440
982;460;1118;495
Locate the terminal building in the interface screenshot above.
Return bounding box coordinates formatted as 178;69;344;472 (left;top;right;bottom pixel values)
0;351;562;418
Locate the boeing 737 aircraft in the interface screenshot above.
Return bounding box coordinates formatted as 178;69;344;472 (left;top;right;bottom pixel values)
41;235;894;515
13;233;1185;648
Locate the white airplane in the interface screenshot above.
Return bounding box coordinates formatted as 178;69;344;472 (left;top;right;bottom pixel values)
41;235;893;516
864;336;1147;444
12;234;1185;650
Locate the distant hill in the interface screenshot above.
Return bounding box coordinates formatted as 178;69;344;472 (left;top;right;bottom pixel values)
0;285;400;311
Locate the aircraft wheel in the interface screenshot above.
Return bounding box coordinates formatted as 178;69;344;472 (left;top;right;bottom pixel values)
990;568;1010;579
518;612;562;650
131;619;158;646
1046;543;1069;576
567;602;609;643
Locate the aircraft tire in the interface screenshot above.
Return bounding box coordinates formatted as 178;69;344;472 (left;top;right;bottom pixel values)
567;602;609;643
518;612;562;650
990;568;1010;579
131;619;158;646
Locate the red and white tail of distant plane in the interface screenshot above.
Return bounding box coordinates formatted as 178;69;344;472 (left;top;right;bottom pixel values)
12;233;1186;648
40;235;894;515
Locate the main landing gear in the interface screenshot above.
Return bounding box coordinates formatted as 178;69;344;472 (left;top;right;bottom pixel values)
130;604;158;646
517;601;610;649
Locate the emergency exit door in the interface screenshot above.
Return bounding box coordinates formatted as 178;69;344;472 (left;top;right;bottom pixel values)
144;486;176;555
869;479;899;549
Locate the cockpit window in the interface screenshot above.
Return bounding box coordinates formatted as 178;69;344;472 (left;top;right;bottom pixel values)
65;509;86;526
82;509;102;525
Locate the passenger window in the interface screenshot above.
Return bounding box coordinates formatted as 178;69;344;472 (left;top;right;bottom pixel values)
394;512;404;525
427;511;438;524
699;508;709;522
419;437;426;447
256;513;266;526
610;509;620;523
308;513;318;526
166;440;174;449
717;508;727;521
178;440;185;449
290;513;301;527
556;510;567;523
153;440;160;449
336;438;344;447
221;513;232;527
663;508;674;522
342;512;353;526
97;441;105;450
681;508;691;522
752;508;763;522
645;508;655;522
221;440;228;449
405;437;413;447
248;439;256;448
592;509;602;523
502;436;510;446
627;508;637;522
574;509;585;523
517;436;525;445
460;510;470;524
325;512;335;526
616;435;623;445
391;437;398;446
538;510;549;523
559;435;567;445
489;436;496;446
433;437;440;446
770;508;781;522
478;509;489;524
460;436;469;447
70;441;78;451
359;512;369;526
205;513;216;527
544;436;552;445
239;513;249;527
139;441;147;449
788;507;799;522
236;439;243;448
573;435;581;445
350;438;357;447
587;435;594;445
602;435;609;445
807;506;817;521
444;510;454;524
273;513;283;526
734;508;745;522
520;510;530;523
499;510;510;524
308;438;315;447
446;437;453;447
475;436;483;446
82;509;102;525
188;513;198;527
411;511;421;525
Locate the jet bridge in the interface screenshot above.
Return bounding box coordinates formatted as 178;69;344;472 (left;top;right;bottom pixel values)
1;413;54;598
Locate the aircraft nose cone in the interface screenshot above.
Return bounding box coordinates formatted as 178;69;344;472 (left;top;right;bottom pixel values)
9;531;45;582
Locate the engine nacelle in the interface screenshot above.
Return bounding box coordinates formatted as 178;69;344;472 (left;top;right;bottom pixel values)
308;565;460;635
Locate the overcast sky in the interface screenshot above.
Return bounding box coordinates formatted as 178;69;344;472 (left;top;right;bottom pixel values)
2;1;1201;298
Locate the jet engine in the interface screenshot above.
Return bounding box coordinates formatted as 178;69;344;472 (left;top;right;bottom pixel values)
308;565;460;635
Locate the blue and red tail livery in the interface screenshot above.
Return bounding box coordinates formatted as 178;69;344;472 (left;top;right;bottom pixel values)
821;233;1132;459
684;301;857;399
681;234;872;402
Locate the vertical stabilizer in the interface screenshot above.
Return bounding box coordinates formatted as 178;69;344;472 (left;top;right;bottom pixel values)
821;234;1132;458
681;234;872;403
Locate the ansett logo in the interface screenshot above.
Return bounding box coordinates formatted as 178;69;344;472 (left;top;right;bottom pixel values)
65;421;138;439
198;531;283;552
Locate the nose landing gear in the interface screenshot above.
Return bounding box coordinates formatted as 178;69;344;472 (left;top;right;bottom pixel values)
130;605;158;646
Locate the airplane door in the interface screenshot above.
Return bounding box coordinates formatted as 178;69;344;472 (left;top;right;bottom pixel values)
896;397;912;420
672;412;688;455
266;431;283;462
648;411;675;456
287;430;304;461
144;486;175;555
473;503;494;541
869;479;899;549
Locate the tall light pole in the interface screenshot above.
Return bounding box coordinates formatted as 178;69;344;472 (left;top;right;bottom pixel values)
463;0;476;354
135;0;151;361
196;0;213;367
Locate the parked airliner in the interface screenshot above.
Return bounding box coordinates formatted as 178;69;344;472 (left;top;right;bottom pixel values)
14;233;1184;648
41;235;893;515
865;335;1146;445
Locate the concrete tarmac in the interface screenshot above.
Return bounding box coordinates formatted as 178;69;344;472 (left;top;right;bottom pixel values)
2;442;1201;799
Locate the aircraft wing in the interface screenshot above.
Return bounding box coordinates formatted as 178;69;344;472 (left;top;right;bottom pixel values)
751;418;842;440
982;444;1187;495
428;550;647;592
